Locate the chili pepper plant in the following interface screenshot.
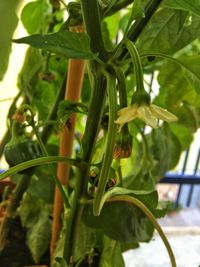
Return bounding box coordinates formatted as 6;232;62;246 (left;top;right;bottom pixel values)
0;0;200;266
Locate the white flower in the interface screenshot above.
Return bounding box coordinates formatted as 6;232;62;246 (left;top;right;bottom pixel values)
115;104;178;130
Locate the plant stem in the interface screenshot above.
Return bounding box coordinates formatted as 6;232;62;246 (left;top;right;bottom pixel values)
93;73;117;216
62;0;108;262
119;0;163;59
32;123;69;208
108;195;177;267
127;0;163;41
63;73;107;263
103;0;133;16
80;0;107;61
126;40;145;93
114;67;127;108
0;156;79;181
41;76;66;143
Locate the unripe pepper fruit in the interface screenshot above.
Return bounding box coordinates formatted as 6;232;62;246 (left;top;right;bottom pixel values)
4;120;41;175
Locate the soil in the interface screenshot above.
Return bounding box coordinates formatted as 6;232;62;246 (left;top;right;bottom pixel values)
0;217;50;267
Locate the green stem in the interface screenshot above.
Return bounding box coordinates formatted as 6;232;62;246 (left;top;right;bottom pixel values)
80;0;107;61
140;52;197;78
126;39;145;94
62;1;109;263
32;123;69;207
41;76;66;143
0;156;78;181
127;0;163;41
103;0;133;16
114;67;127;108
93;73;117;216
118;0;163;60
63;73;107;263
108;195;177;267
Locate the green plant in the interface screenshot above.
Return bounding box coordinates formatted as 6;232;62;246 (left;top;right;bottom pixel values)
1;0;200;266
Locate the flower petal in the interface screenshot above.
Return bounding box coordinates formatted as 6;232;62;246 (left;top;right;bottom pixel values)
150;104;178;122
137;105;158;128
115;106;137;130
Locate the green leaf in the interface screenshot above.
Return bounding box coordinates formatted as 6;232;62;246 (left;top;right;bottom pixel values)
156;57;197;109
83;201;154;243
169;123;193;150
27;166;55;203
21;0;52;34
57;100;87;126
99;236;125;267
137;8;188;54
73;221;96;263
55;257;69;267
13;31;95;59
130;0;145;21
170;15;200;52
104;12;120;41
99;187;158;215
180;55;200;94
27;205;52;263
163;124;182;169
82;187;164;243
0;0;20;80
19;193;41;228
164;0;200;17
17;47;43;92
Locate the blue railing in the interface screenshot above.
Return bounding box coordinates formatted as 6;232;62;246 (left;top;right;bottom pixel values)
160;148;200;208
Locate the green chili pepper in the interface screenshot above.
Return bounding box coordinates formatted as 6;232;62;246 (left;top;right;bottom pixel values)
4;121;41;175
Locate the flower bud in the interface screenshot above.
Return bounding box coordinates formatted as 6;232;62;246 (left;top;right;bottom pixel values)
113;126;132;159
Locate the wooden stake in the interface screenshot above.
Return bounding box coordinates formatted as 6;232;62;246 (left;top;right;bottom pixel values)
50;55;86;256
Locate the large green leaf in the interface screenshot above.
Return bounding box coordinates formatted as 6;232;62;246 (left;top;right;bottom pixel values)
163;124;182;169
180;55;200;94
19;193;42;228
13;30;95;59
169;123;193;150
0;0;20;80
172;15;200;52
82;187;167;243
83;201;154;243
27;207;52;263
27;165;55;203
19;193;52;262
164;0;200;17
104;12;120;41
21;0;52;34
137;8;188;54
156;58;196;109
99;236;125;267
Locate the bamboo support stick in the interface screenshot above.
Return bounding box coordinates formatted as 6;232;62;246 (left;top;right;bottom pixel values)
50;54;86;256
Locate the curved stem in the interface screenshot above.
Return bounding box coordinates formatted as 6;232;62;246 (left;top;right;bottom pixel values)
93;72;117;216
0;156;78;181
107;195;177;267
32;123;70;207
126;40;145;93
140;52;197;78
